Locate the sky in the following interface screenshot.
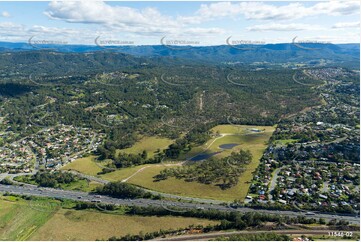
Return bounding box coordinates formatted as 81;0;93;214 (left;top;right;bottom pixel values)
0;1;360;46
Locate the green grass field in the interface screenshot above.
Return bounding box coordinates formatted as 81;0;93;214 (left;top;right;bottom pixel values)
0;195;217;241
0;196;59;240
61;156;102;176
273;139;298;146
30;209;217;241
62;125;274;201
116;136;173;158
61;136;173;178
178;125;274;159
100;164;153;182
59;179;103;192
103;125;275;202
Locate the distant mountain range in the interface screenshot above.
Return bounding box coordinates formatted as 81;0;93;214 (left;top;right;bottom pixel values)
0;41;359;68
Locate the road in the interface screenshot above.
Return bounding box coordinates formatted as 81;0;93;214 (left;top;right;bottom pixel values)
0;184;358;225
157;230;360;241
67;170;109;184
268;167;281;200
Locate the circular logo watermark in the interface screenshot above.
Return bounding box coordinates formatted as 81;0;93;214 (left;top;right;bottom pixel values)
161;200;188;213
160;114;192;129
227;202;239;210
94;71;140;87
225;156;243;169
292;36;330;51
292;70;318;86
95;35;135;51
160;157;168;167
28;35;68;51
160;73;184;86
28;73;57;87
226;36;265;51
94;159;117;172
28;68;76;87
226;71;262;87
28;108;56;127
95;112;125;129
94;201;118;213
161;113;210;131
160;156;184;168
226;115;242;133
160;36;201;50
94;72;123;87
159;71;202;87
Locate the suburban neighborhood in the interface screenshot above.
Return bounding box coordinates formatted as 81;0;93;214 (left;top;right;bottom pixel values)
247;68;360;214
0;125;105;173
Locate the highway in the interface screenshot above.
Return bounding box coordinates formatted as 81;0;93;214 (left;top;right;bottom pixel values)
65;170;226;204
157;230;360;241
0;184;359;224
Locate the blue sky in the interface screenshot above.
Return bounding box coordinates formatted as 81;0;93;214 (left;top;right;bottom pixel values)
0;1;359;45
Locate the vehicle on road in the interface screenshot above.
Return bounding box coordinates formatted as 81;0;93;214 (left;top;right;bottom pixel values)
306;212;316;216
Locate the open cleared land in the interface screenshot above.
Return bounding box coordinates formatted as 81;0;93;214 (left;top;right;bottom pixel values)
100;163;182;182
64;180;103;192
0;196;217;241
61;137;173;178
30;209;218;241
0;196;58;241
100;164;154;182
61;156;102;176
273;139;299;146
116;136;173;158
103;125;275;202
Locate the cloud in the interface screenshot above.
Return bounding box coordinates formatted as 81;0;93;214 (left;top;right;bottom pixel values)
247;23;321;32
0;21;96;43
42;1;359;39
295;33;360;44
193;1;360;21
44;1;176;27
1;11;11;18
0;22;24;38
2;1;359;45
312;1;360;16
43;1;223;37
332;21;360;29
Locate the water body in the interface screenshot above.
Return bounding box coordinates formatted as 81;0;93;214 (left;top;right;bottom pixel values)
219;143;239;149
189;152;221;161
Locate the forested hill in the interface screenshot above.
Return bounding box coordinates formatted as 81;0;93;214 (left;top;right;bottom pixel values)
0;41;359;68
0;51;194;76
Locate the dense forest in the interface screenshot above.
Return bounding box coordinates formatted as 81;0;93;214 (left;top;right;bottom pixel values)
0;51;336;164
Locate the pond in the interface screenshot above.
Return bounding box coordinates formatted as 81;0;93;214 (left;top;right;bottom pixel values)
219;143;239;149
189;152;221;161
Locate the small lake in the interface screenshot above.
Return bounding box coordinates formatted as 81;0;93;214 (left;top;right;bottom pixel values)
219;143;239;149
189;152;220;161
